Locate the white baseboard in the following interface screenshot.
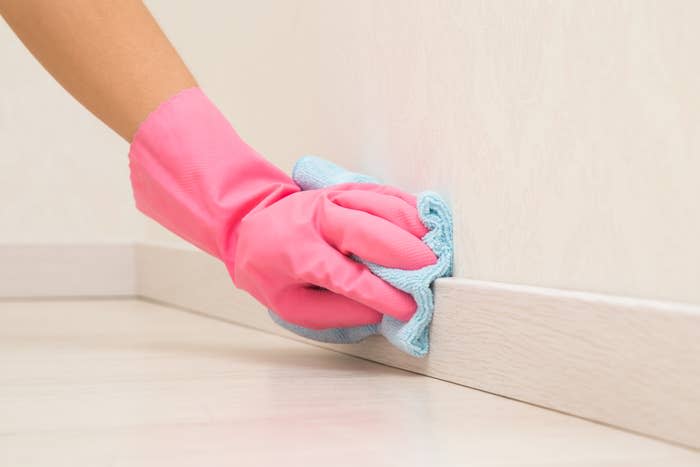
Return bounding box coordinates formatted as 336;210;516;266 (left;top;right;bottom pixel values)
0;243;135;298
134;243;700;449
4;242;699;448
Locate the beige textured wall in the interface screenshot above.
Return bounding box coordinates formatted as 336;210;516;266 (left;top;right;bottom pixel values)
141;0;321;247
147;1;700;304
312;1;700;304
3;1;698;304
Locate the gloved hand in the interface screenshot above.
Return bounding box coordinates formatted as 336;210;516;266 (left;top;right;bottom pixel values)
128;87;436;329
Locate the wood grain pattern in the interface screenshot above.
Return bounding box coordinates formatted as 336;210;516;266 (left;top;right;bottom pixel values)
136;244;700;449
2;298;698;466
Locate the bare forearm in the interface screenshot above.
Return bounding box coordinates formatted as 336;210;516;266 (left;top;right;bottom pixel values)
0;0;197;141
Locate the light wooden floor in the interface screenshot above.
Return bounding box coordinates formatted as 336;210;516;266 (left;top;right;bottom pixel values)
1;299;697;467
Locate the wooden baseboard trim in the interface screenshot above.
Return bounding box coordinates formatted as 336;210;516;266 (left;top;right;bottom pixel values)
5;242;697;446
134;243;700;449
0;243;135;298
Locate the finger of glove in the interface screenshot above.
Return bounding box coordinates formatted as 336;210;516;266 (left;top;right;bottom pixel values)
331;182;419;207
328;189;429;239
319;199;437;270
298;243;417;322
275;285;383;330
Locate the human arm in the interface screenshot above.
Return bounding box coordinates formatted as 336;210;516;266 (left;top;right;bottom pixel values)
0;0;195;141
1;1;437;329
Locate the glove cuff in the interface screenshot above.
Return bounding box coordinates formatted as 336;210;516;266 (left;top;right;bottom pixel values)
128;87;299;258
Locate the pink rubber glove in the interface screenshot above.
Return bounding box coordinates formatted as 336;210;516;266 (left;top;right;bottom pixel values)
128;87;437;329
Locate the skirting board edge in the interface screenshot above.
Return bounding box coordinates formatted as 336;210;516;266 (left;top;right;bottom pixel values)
135;242;700;449
0;243;135;298
2;242;698;448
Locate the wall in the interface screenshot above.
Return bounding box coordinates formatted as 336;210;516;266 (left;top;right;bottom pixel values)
3;1;698;305
142;0;321;247
151;1;700;304
312;0;700;304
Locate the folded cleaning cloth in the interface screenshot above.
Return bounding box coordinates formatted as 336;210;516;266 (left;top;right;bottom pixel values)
268;156;453;357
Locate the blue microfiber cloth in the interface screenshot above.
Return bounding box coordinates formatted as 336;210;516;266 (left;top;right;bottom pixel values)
268;156;453;357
